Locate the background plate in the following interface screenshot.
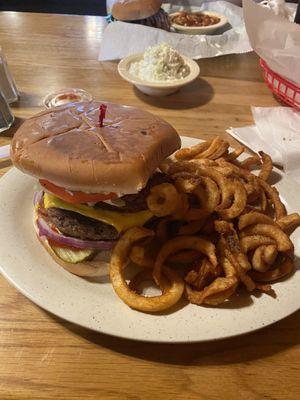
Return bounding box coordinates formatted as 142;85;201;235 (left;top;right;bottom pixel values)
0;136;299;343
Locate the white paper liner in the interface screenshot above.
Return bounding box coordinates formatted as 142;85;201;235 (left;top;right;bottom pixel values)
243;0;300;85
99;1;252;61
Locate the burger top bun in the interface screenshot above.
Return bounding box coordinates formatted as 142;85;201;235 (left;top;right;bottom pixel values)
112;0;163;21
11;101;181;194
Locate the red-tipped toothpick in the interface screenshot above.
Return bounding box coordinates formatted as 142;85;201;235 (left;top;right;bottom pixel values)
99;104;107;127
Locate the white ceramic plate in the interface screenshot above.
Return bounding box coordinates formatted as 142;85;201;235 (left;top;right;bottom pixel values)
0;136;300;343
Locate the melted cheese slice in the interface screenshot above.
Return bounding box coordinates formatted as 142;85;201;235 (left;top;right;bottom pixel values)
43;193;153;233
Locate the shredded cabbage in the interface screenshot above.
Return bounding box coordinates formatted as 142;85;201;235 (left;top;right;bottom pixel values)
129;43;190;82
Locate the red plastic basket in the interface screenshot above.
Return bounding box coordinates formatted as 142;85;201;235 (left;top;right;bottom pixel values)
260;58;300;111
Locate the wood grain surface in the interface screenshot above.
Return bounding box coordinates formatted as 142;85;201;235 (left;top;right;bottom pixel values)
0;11;299;400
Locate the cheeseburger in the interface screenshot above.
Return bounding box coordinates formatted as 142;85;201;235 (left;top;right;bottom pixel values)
10;101;180;276
111;0;171;31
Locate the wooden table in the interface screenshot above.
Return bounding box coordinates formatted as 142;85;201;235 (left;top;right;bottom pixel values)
0;11;299;400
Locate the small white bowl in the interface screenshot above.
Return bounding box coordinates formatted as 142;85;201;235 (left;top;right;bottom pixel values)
170;11;228;35
43;88;93;108
118;53;200;97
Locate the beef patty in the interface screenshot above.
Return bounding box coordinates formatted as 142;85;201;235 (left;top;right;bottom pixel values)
46;208;119;241
45;173;170;241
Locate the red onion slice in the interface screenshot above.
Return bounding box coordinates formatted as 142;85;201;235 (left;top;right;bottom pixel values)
33;190;44;207
37;217;116;250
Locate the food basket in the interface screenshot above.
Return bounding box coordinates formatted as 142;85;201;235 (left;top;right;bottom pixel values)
260;58;300;111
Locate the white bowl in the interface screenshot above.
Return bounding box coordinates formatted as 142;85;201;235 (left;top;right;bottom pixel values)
170;11;228;35
118;53;200;97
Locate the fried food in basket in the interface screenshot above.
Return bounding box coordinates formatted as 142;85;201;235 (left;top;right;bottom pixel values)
109;136;300;312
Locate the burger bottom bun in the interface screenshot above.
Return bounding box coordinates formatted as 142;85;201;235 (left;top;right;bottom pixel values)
33;216;110;278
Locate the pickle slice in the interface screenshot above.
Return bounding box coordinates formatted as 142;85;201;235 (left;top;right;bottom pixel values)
51;246;96;264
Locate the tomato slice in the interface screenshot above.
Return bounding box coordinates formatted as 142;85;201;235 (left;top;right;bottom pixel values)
39;179;118;204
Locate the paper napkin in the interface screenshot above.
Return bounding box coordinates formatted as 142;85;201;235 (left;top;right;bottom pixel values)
227;107;300;183
0;144;10;159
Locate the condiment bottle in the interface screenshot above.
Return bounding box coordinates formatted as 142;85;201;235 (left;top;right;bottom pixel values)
0;48;19;104
0;89;14;133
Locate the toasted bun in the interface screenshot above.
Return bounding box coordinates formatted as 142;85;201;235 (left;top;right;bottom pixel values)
112;0;163;21
33;216;109;277
11;101;181;194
